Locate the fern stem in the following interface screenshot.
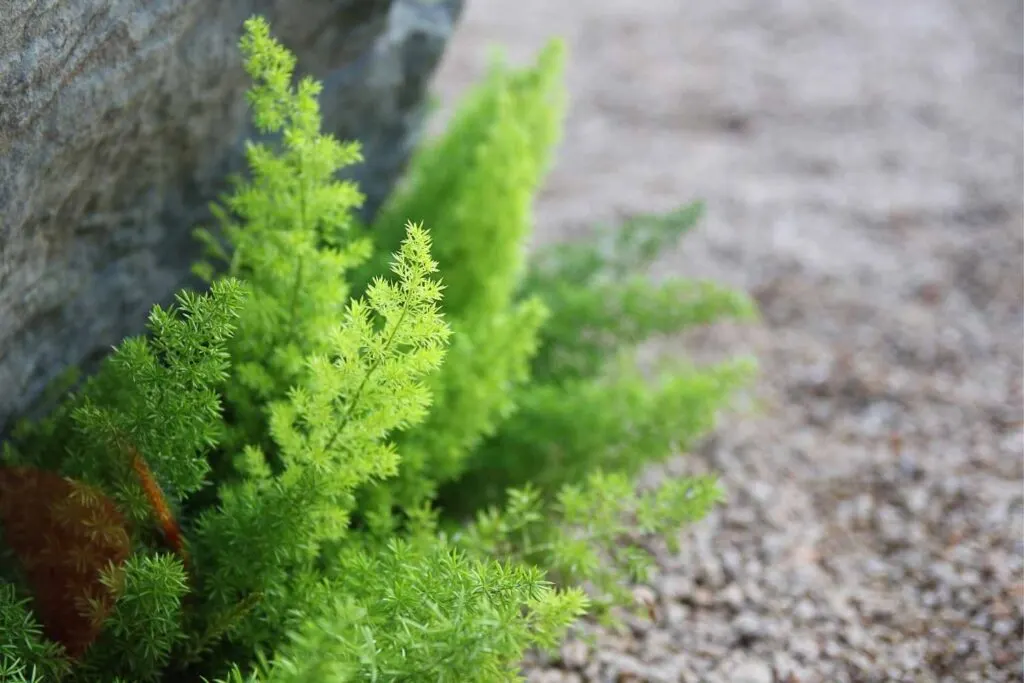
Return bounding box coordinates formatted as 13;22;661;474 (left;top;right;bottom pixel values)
286;255;305;342
322;299;411;454
284;154;308;346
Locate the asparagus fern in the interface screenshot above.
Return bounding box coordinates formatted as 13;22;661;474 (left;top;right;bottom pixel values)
0;15;755;681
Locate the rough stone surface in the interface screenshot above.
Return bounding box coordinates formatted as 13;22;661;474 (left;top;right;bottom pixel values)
434;0;1023;680
0;0;462;431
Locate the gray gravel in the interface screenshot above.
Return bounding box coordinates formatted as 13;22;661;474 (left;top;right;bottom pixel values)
431;0;1023;681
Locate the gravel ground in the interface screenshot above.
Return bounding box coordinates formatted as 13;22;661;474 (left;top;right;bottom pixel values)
430;1;1023;681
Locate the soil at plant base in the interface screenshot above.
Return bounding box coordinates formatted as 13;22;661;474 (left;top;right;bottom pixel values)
430;1;1023;681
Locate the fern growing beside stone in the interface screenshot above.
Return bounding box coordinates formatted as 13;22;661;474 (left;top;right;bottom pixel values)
0;16;755;681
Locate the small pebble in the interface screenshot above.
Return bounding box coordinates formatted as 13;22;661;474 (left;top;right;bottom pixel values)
723;658;773;683
720;583;745;609
560;640;589;670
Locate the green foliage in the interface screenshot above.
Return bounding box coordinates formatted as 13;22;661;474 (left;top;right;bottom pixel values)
189;223;451;654
0;584;71;682
1;278;246;680
215;534;588;683
0;14;756;682
193;14;371;453
353;39;566;524
76;555;190;681
455;472;725;618
431;202;757;518
524;202;756;382
5;278;246;529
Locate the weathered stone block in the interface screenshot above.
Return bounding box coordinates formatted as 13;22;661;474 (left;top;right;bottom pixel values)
0;0;463;431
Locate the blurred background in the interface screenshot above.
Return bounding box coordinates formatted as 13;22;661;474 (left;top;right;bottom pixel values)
429;1;1023;681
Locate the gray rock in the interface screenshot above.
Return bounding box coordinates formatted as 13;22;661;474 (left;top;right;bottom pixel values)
663;602;689;628
719;582;745;609
656;574;694;601
720;658;773;683
731;611;764;641
525;670;572;683
644;629;676;659
558;639;589;670
0;0;463;431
